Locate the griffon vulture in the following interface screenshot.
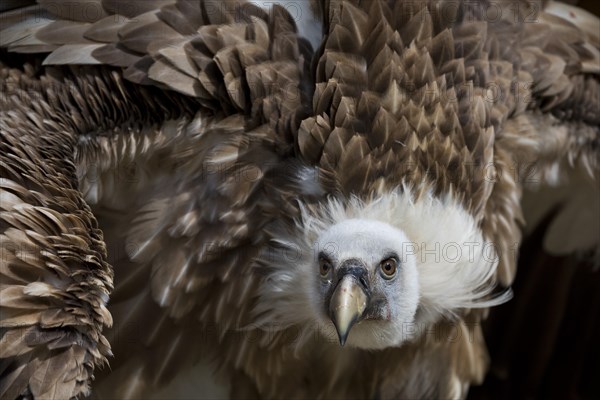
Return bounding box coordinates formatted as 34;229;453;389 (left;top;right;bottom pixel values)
1;0;598;399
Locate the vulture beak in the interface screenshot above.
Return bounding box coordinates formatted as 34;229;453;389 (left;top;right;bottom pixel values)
328;262;369;346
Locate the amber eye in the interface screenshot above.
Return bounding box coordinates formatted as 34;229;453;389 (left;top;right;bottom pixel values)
319;257;332;277
380;258;397;278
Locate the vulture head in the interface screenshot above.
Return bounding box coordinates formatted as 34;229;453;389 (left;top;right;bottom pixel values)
258;189;510;350
314;218;419;349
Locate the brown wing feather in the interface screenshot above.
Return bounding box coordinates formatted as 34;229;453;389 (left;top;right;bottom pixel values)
0;0;313;126
1;1;317;397
1;62;113;399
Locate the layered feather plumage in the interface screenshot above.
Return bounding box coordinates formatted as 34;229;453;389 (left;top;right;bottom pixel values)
1;0;598;399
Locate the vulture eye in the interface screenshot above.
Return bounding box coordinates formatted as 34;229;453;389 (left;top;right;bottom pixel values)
379;258;397;279
319;256;333;278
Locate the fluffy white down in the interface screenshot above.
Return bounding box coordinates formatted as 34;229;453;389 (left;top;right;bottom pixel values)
254;187;511;350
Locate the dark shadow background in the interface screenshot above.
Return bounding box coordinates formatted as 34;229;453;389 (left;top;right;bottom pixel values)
469;216;600;400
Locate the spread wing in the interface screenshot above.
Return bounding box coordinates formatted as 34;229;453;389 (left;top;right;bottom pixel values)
0;0;313;123
494;1;600;268
483;0;599;284
1;0;319;398
1;62;114;399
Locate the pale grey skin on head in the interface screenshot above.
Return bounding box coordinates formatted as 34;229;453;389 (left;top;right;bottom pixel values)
314;219;420;349
0;0;599;399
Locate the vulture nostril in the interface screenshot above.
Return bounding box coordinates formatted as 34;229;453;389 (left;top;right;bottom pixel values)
359;276;368;289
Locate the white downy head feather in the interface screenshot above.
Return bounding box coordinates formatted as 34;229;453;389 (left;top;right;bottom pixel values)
255;186;511;350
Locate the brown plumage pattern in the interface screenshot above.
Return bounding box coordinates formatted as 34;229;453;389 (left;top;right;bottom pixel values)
0;66;113;399
1;0;598;399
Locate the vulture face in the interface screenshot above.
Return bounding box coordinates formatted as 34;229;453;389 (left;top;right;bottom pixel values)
258;191;509;353
314;219;419;349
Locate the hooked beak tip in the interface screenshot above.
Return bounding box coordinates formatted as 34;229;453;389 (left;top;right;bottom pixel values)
331;309;355;346
329;275;368;347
